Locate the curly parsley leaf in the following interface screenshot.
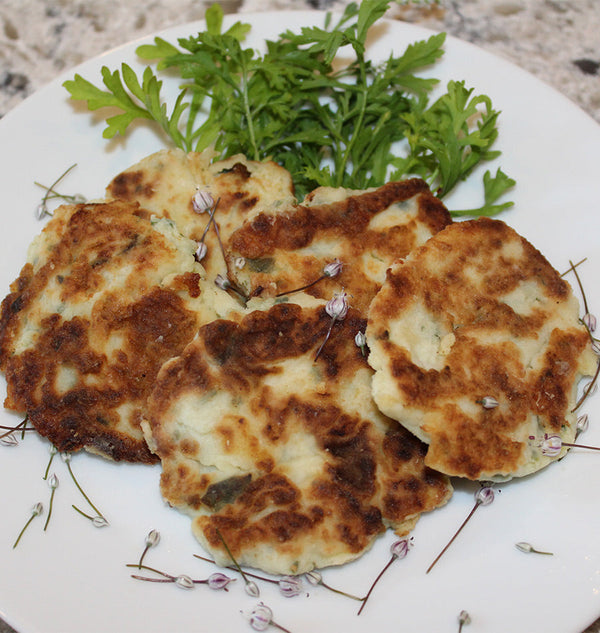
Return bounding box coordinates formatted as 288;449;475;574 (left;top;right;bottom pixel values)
63;0;514;213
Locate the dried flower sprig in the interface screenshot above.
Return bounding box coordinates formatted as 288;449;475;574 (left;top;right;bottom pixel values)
61;452;109;527
515;542;553;556
275;259;343;298
426;484;495;574
304;570;362;602
13;502;43;549
314;290;349;361
194;553;360;602
216;528;260;597
138;529;161;569
572;360;600;413
248;602;291;633
193;192;219;263
531;433;600;457
196;554;304;598
357;537;413;615
127;563;234;591
458;610;471;632
34;164;86;220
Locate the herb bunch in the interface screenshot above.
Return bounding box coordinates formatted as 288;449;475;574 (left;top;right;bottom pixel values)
63;0;514;213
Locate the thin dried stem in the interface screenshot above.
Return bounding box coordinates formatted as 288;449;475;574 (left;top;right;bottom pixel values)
426;502;480;574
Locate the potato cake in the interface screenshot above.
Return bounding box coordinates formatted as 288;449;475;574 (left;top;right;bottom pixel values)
366;217;597;480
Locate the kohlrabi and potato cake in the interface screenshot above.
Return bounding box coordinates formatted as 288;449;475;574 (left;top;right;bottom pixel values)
0;199;239;462
143;299;452;575
366;217;597;481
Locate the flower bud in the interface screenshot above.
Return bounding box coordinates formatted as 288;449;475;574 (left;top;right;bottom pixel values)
304;570;322;586
207;572;233;591
390;538;411;559
323;259;342;278
577;414;589;433
325;290;348;320
583;313;597;333
192;189;214;214
245;580;260;597
515;541;533;553
92;516;109;528
195;242;208;262
48;474;59;490
32;502;44;517
278;575;303;597
249;603;272;631
0;433;18;447
541;434;562;457
175;574;195;590
215;274;230;290
480;396;498;409
145;529;160;548
475;486;494;506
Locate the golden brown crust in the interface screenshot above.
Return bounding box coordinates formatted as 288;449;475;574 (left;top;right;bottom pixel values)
227;179;452;313
147;302;451;574
367;217;596;480
0;200;211;462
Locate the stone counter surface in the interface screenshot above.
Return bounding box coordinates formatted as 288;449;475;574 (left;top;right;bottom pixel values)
0;1;599;633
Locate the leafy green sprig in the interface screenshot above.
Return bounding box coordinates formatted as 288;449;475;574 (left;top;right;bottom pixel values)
63;1;514;214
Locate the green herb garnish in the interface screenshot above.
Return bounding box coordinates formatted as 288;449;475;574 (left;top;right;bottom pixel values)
63;0;514;215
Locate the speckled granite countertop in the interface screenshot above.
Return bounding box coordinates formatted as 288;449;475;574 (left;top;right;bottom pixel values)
0;2;599;633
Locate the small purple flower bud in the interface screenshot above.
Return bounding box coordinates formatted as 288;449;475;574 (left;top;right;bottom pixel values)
583;313;597;333
249;603;273;631
207;572;233;590
325;290;349;320
92;516;109;528
323;259;343;278
32;502;44;517
48;474;59;490
278;575;303;597
480;396;498;409
577;414;590;433
475;486;494;506
305;570;322;586
245;580;260;597
145;529;160;548
390;537;411;559
215;274;230;290
195;242;208;262
592;339;600;356
175;574;195;590
192;189;214;214
541;434;562;457
0;433;18;447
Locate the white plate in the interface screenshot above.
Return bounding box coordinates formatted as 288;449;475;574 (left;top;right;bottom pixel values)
1;11;599;633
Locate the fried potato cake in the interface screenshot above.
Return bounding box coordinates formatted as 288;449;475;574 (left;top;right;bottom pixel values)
0;200;240;462
366;217;597;481
227;179;452;313
105;148;297;282
144;300;452;575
